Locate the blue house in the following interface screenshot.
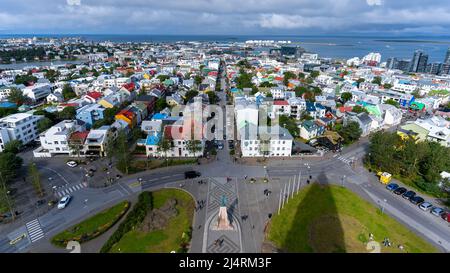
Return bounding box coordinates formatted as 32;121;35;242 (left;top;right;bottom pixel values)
76;104;106;129
399;94;415;108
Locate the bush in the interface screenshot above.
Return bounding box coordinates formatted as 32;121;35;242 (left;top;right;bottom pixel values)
100;192;153;253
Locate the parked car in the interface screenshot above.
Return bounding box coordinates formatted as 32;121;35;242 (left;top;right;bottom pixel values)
410;196;424;205
185;171;201;179
386;183;399;191
441;212;450;222
217;143;224;150
57;195;71;209
66;161;78;168
393;187;407;195
402;190;416;200
419;202;433;211
431;207;445;217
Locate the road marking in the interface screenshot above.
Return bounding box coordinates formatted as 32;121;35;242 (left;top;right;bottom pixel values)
25;219;44;243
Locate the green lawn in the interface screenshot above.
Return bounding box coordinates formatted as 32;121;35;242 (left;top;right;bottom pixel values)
109;189;194;253
51;201;129;247
268;184;438;253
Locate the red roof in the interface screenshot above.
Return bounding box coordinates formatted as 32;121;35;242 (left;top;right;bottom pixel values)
117;109;135;120
59;103;78;107
274;100;289;106
338;106;353;112
122;82;135;92
86;91;102;100
70;131;89;142
274;76;283;81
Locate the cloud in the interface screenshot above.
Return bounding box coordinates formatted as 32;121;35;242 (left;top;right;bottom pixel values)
0;0;449;35
366;0;382;6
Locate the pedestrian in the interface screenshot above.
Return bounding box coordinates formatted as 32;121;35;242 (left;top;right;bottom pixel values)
198;225;201;229
252;225;255;229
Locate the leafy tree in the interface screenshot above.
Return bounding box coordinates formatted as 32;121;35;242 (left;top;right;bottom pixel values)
186;140;202;157
279;115;299;137
310;71;320;78
0;152;23;183
157;75;170;82
58;106;76;120
158;137;171;166
14;74;37;86
371;76;382;85
184;90;199;103
384;99;399;108
338;121;362;144
45;69;60;82
114;130;131;174
7;88;28;105
340;92;352;103
236;71;254;89
356;78;365;87
207;92;219;104
37;117;54;133
155;97;168;112
28;162;44;197
194;75;203;86
62;84;76;100
298;72;305;79
3;140;22;154
383;83;393;89
283;71;297;86
352;105;368;114
259;82;277;88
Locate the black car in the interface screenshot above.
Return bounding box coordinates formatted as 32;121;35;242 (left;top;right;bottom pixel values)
393;187;407;195
410;196;424;205
185;171;201;179
402;190;416;200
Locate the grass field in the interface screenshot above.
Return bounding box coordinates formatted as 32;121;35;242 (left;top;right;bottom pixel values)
51;201;129;247
267;184;438;253
109;189;195;253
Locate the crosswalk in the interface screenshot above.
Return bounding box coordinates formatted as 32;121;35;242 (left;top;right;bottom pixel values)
55;182;87;198
337;155;353;165
26;219;44;243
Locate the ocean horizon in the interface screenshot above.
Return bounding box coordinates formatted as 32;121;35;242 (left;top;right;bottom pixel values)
1;34;450;63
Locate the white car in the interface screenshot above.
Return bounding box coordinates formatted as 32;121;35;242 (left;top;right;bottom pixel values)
419;202;433;211
57;195;71;209
66;161;78;168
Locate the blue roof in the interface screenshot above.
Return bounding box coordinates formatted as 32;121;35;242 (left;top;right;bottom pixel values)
306;102;316;111
230;88;241;93
145;132;161;145
0;102;17;108
315;103;326;109
152;113;168;120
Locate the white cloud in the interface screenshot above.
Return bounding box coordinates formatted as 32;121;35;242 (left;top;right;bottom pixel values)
366;0;382;6
66;0;81;6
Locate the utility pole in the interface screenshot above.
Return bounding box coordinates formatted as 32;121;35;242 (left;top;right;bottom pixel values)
341;175;346;187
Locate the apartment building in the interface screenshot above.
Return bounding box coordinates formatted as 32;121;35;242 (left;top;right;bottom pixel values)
0;113;42;151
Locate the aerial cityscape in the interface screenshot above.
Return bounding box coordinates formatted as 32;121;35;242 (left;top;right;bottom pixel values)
0;0;449;266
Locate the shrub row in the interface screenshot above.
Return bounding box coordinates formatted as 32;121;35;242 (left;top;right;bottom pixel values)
51;201;130;247
100;191;153;253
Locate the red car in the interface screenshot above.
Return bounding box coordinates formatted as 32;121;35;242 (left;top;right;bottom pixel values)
441;212;450;223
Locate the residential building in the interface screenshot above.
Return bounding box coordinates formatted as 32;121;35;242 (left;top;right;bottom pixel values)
0;113;42;151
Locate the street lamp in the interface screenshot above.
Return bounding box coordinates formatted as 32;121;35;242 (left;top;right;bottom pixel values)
341;175;346;187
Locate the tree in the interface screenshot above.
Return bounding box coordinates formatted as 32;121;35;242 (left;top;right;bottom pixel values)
184;90;199;103
0;152;23;183
371;76;382;86
383;83;393;89
340;92;352;103
194;75;203;86
310;71;320;78
3;140;22;154
384;99;399;108
14;74;37;86
186;140;202;157
283;71;297;86
356;78;365;87
298;72;305;79
259;82;277;88
157;75;170;82
0;173;15;220
37;117;53;133
352;105;368;114
114;130;131;174
28;162;44;197
58;106;76;120
279;115;299;138
62;84;76;100
45;69;60;82
158;137;171;167
7;88;28;105
338;121;362;144
207;92;219;104
155;97;168;112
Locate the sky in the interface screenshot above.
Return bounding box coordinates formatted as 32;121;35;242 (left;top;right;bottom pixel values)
1;0;450;36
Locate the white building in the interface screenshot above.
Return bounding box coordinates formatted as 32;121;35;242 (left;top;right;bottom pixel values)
235;99;259;130
23;83;52;101
0;113;43;151
34;120;85;157
239;124;293;157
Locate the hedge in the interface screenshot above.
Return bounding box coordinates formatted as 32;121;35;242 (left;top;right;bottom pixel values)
100;191;153;253
51;201;130;247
